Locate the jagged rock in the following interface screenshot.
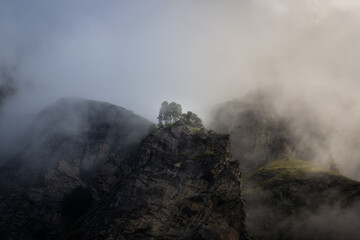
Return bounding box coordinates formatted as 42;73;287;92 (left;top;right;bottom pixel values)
64;121;248;240
0;100;248;240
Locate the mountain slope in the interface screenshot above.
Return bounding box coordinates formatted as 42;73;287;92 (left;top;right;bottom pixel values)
210;88;327;174
245;157;360;239
210;88;360;239
0;98;155;239
0;99;249;240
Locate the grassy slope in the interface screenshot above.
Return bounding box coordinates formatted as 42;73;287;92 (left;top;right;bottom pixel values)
245;156;360;207
244;157;360;239
246;156;357;187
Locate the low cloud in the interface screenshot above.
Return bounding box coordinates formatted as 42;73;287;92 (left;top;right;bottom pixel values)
1;0;360;178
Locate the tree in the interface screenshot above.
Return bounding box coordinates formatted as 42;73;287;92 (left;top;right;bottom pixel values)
168;102;182;122
158;101;182;126
157;101;203;128
158;101;170;126
182;111;203;128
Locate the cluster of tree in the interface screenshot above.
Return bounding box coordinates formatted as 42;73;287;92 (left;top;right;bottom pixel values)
157;101;203;128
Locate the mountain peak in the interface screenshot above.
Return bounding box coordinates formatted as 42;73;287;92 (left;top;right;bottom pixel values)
69;121;247;240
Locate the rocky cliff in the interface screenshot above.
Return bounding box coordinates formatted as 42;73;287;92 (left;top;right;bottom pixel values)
61;121;248;240
0;99;248;240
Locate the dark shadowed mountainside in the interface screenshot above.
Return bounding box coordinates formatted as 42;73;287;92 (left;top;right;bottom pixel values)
61;121;248;240
245;157;360;239
0;98;155;239
0;99;248;240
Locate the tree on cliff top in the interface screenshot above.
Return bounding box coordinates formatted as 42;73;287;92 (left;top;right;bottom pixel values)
157;101;170;126
182;111;203;128
157;101;203;128
158;101;182;126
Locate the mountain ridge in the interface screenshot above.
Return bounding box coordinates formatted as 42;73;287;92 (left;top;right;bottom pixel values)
0;99;249;240
0;98;155;239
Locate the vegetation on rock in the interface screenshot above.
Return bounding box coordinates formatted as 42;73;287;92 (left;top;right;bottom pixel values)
157;100;203;128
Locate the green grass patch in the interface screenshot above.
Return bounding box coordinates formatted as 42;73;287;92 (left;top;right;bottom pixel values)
188;126;201;133
164;123;175;128
246;156;345;186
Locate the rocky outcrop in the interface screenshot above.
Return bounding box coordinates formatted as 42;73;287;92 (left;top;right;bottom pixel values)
63;121;248;240
0;99;248;240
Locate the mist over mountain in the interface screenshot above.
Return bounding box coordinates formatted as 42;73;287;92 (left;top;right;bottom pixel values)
210;86;328;173
209;87;360;239
1;0;360;239
0;99;249;239
0;98;155;239
1;95;359;239
0;66;17;108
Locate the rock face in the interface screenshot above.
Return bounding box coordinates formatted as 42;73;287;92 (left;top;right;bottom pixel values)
0;98;155;239
64;121;248;240
0;99;248;240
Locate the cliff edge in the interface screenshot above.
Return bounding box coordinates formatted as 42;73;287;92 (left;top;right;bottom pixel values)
64;121;248;240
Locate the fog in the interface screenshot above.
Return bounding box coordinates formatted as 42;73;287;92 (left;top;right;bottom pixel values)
1;1;360;173
2;2;360;239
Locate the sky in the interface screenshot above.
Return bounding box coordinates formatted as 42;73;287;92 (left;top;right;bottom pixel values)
1;0;357;121
1;0;360;177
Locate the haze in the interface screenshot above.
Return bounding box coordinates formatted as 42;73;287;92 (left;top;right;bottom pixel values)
1;0;360;178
